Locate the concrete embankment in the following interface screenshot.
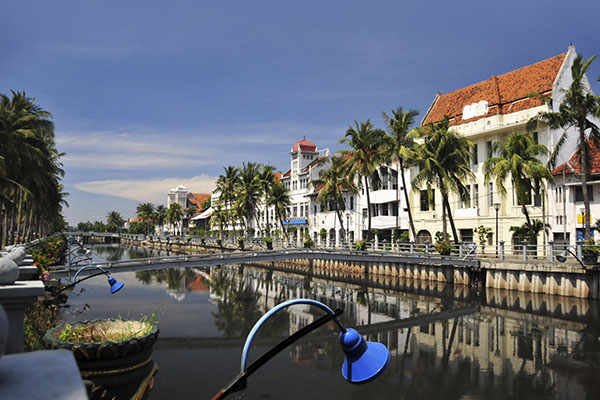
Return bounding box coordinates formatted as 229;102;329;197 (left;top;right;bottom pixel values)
120;236;600;299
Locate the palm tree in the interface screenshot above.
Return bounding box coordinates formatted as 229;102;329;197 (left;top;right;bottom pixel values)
311;156;358;241
106;211;125;233
154;205;167;234
266;183;291;238
527;54;600;241
256;165;277;237
338;120;386;241
483;131;554;242
136;202;155;235
236;162;262;233
215;166;240;232
211;203;228;239
166;203;183;235
412;117;474;242
382;106;420;241
0;90;65;245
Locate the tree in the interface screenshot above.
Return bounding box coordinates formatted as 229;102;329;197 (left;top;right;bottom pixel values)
510;219;550;245
0;90;66;245
256;165;277;237
166;203;183;234
154;205;167;234
412;117;474;242
338;120;386;241
483;131;554;242
266;183;291;238
527;54;600;241
106;211;125;233
136;203;155;235
311;156;358;242
215;166;240;231
382;106;420;241
236;162;261;233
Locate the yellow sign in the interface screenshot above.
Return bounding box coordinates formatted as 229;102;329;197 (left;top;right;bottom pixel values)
577;214;592;224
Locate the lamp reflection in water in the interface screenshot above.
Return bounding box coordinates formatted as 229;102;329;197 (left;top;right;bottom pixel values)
212;299;390;399
55;265;124;295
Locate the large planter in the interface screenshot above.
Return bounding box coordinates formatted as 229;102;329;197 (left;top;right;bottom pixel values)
44;319;160;400
582;251;598;265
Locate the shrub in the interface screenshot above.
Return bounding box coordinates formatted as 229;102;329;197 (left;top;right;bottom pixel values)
303;238;315;248
434;240;452;255
354;240;367;251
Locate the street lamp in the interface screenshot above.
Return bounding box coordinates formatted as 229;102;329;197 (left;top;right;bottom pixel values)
494;203;501;255
55;265;124;295
580;208;586;240
346;211;351;246
212;299;390;399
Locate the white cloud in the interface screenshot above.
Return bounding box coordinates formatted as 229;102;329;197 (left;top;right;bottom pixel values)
75;175;217;204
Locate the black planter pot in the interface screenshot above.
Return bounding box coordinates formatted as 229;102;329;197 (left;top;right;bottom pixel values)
582;251;598;265
265;241;273;250
45;319;160;400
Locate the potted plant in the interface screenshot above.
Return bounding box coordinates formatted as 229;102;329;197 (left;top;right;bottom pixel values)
263;237;273;250
354;240;367;251
319;228;327;245
303;238;315;248
45;316;159;399
237;238;245;250
434;240;452;255
582;239;599;265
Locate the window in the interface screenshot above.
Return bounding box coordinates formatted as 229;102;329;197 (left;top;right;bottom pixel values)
488;183;494;207
460;186;471;208
293;206;297;218
575;185;594;202
305;204;309;217
362;208;368;219
350;196;354;210
474;184;479;208
420;190;430;211
392;201;399;216
392;170;398;190
472;144;478;165
486;141;492;160
533;132;538;144
381;203;389;216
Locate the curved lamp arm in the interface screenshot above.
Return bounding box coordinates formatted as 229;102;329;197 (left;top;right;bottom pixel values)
240;298;345;373
72;264;109;283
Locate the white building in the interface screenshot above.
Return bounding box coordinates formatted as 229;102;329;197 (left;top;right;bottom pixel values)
413;46;595;247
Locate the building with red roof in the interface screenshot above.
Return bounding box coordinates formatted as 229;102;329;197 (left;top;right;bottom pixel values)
413;46;593;246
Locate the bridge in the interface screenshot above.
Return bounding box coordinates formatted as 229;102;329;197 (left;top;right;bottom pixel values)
69;231;121;244
50;247;479;279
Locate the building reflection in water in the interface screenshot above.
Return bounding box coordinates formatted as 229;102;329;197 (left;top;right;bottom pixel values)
129;259;599;399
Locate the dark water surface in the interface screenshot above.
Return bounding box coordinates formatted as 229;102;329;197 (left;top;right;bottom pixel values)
62;244;600;399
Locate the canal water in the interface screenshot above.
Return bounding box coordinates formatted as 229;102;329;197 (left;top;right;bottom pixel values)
61;244;600;399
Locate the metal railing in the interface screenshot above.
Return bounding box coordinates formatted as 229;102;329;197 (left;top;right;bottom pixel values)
119;234;589;264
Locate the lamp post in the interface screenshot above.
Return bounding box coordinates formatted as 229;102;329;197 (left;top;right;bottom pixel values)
346;211;351;246
213;299;390;399
494;203;501;255
55;265;125;295
580;208;586;241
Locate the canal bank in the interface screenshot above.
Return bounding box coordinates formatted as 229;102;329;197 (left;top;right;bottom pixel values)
108;236;600;299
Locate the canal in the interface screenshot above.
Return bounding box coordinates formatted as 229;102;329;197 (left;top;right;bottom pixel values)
61;244;600;399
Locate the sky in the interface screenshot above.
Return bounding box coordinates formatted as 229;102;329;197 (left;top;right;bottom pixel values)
2;0;599;225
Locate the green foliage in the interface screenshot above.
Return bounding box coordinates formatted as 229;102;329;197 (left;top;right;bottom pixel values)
434;240;452;255
263;237;273;244
583;239;600;255
319;228;327;240
303;238;315;248
23;297;61;351
30;234;67;274
474;225;492;249
354;240;367;251
57;319;154;343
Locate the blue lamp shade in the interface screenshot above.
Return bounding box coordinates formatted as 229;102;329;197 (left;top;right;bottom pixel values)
340;328;390;383
107;276;125;294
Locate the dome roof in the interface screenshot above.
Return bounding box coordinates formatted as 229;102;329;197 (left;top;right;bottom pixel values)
292;137;316;152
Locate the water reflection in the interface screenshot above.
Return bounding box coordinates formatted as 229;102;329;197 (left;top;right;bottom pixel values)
79;245;600;399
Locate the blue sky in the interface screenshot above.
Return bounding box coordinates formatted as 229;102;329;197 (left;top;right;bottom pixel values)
2;0;599;224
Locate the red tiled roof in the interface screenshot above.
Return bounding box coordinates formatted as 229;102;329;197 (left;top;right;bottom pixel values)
552;139;600;176
282;169;291;177
187;193;211;210
292;138;317;152
422;52;567;126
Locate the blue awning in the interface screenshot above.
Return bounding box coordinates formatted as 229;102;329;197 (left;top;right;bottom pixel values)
283;219;307;225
